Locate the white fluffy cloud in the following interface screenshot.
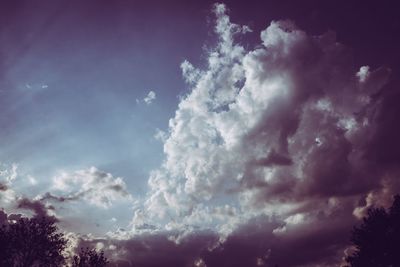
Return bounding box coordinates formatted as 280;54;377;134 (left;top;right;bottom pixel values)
136;3;394;266
147;4;389;219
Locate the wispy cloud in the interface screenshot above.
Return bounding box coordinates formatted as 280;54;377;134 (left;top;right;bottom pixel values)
48;166;133;209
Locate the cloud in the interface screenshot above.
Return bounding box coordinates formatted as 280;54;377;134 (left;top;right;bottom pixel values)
71;229;219;267
0;183;7;191
16;197;57;220
75;206;354;267
1;3;396;267
154;128;168;142
27;175;38;185
48;166;133;208
143;90;156;105
0;163;18;204
39;192;81;203
134;3;397;266
356;66;370;83
0;163;18;185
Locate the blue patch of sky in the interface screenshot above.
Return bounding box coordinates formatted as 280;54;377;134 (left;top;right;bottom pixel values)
0;0;213;197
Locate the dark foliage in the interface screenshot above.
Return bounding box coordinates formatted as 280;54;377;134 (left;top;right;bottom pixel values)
346;195;400;267
0;216;67;267
0;215;109;266
73;247;109;267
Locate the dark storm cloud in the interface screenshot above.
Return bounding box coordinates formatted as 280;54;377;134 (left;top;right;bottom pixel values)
72;230;219;267
76;204;356;267
364;85;400;168
254;149;293;167
16;197;57;220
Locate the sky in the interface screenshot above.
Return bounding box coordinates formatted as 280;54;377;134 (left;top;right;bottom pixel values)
1;0;400;266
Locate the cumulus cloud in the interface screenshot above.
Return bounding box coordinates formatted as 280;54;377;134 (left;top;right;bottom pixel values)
48;166;133;209
130;3;397;266
143;90;156;105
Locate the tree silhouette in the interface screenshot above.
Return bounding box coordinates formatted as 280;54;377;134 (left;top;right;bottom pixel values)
0;215;110;266
72;247;109;267
0;216;67;267
346;195;400;267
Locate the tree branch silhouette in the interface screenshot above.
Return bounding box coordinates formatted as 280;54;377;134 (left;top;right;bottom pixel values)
346;195;400;267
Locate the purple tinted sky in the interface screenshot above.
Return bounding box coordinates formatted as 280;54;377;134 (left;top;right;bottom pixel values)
0;0;398;181
1;1;400;266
